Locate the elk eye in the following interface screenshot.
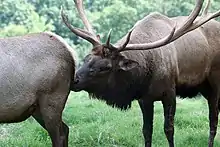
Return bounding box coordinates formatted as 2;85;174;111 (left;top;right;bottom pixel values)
100;66;111;71
89;69;95;74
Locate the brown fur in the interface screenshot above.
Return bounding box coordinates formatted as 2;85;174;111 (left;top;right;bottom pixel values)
114;13;220;99
72;12;220;147
0;32;77;147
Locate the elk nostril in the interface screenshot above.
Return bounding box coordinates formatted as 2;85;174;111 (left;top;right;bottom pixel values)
74;79;79;84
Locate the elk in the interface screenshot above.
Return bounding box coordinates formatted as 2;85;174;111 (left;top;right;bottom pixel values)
61;0;220;146
0;32;77;147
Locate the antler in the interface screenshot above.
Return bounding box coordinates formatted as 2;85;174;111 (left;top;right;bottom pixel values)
73;0;95;35
61;0;101;47
115;0;220;52
202;0;211;16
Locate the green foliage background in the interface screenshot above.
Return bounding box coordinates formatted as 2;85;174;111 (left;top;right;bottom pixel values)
1;0;220;62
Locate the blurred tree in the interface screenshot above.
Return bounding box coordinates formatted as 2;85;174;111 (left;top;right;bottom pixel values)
0;0;53;37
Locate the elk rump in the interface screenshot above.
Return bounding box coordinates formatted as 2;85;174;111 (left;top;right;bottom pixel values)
0;32;77;147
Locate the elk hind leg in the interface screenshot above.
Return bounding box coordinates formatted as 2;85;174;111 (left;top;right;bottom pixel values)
200;84;219;147
207;59;220;147
206;90;219;147
205;91;219;147
33;111;69;147
162;89;176;147
162;98;176;147
35;92;69;147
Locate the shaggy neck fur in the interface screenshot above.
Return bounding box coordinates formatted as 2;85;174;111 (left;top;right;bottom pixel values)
87;63;153;110
88;70;140;110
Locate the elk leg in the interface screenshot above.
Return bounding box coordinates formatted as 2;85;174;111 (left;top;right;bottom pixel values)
32;108;46;128
207;94;219;147
32;109;69;147
41;107;68;147
162;96;176;147
138;99;154;147
201;77;219;147
36;93;69;147
61;121;69;147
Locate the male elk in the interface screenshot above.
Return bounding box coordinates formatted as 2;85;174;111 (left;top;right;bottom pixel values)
0;32;77;147
61;0;220;146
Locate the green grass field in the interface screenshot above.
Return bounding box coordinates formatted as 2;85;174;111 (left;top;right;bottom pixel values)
0;92;220;147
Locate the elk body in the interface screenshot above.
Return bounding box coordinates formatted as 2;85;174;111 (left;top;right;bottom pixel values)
0;32;76;147
61;0;220;147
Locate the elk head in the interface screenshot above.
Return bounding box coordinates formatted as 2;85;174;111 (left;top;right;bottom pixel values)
61;0;220;109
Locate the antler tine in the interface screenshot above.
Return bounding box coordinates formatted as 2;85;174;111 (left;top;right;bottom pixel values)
184;9;220;33
73;0;99;41
119;24;177;52
106;29;113;46
170;0;219;42
169;0;204;42
119;0;220;52
202;0;211;16
60;6;100;46
118;29;135;52
105;28;134;52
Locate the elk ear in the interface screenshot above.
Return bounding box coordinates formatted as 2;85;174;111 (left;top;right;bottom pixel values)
118;58;138;71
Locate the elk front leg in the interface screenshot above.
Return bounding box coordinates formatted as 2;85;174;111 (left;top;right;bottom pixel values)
162;95;176;147
138;99;154;147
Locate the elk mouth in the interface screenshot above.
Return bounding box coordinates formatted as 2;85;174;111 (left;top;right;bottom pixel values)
71;85;82;92
71;78;85;92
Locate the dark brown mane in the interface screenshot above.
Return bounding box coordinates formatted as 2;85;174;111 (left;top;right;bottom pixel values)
86;67;153;110
87;72;136;110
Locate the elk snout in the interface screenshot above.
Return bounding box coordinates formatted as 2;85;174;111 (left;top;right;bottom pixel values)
71;73;85;92
73;78;79;84
73;74;80;84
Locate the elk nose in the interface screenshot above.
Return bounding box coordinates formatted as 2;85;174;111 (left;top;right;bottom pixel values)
73;74;80;84
73;78;79;84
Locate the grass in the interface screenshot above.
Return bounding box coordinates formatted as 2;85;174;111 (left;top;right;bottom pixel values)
0;92;220;147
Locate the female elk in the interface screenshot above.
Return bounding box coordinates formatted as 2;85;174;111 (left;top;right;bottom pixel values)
0;32;77;147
